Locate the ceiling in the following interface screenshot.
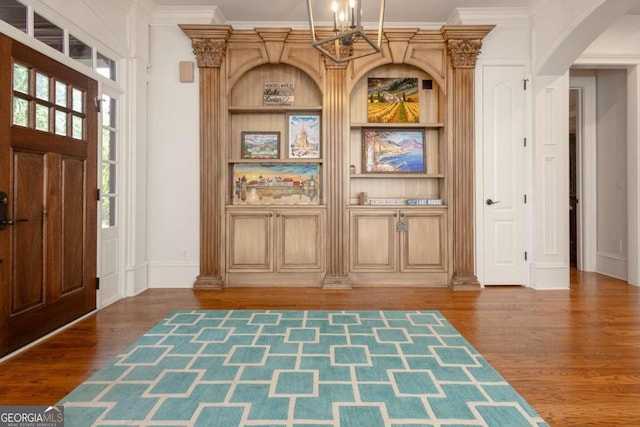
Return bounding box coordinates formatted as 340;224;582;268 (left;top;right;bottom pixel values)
151;0;534;25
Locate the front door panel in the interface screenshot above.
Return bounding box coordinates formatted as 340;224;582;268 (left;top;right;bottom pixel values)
0;34;97;356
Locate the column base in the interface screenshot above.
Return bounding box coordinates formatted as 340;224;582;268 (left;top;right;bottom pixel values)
449;274;481;290
322;274;352;289
193;274;225;290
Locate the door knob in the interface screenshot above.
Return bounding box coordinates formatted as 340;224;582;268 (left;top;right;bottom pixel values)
0;191;28;230
486;198;501;206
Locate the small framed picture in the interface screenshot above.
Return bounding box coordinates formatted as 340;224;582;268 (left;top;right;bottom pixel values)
286;112;321;159
241;131;280;159
362;128;425;173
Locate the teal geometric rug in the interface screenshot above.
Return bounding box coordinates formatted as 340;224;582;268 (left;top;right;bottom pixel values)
59;310;548;426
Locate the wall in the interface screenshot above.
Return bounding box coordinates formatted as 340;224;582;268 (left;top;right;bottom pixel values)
146;13;211;288
595;69;628;278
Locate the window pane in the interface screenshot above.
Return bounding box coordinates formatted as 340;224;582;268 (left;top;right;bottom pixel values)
102;95;116;128
72;115;83;139
13;63;29;94
35;72;49;100
69;34;92;67
101;197;116;228
36;104;49;131
102;129;116;161
55;81;67;107
72;88;83;113
34;13;63;52
55;110;66;136
12;97;28;126
101;163;116;194
0;0;27;33
97;52;116;81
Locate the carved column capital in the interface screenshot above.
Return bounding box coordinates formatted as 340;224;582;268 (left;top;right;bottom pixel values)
322;44;353;69
446;38;483;69
192;39;227;68
440;25;494;69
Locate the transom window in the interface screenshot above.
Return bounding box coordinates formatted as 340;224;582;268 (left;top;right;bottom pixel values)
0;1;117;81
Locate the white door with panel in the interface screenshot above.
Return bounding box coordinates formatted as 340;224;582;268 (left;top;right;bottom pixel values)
482;65;527;285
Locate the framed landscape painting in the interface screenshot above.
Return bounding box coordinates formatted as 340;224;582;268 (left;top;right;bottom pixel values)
367;77;419;123
362;129;425;173
241;131;280;159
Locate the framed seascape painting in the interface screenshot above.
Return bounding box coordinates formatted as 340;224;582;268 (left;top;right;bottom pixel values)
286;112;321;159
232;163;320;205
367;77;419;123
362;129;425;173
240;131;280;159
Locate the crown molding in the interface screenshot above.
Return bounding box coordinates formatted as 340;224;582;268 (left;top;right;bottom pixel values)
448;7;530;28
152;6;225;26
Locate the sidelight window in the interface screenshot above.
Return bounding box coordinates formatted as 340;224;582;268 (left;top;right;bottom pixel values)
100;94;118;228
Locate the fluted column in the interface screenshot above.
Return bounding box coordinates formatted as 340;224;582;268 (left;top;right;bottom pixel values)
442;26;493;289
180;26;232;289
322;57;351;289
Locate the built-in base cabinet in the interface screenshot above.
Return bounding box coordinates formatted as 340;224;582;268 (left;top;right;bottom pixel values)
226;208;326;285
349;208;448;285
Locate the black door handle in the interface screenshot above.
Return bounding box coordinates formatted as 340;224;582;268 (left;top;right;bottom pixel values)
486;199;501;206
0;190;29;230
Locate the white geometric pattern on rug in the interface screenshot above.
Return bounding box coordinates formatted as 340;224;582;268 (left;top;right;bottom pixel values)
59;310;549;426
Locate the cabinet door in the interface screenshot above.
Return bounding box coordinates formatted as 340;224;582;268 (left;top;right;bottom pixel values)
350;210;397;272
227;210;273;271
277;210;325;271
399;210;446;272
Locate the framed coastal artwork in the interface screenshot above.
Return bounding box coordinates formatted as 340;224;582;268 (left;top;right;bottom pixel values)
286;112;321;159
367;77;419;123
362;128;425;173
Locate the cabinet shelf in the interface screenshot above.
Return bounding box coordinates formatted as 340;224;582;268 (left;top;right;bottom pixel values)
351;173;444;179
350;122;444;129
230;159;323;164
348;204;447;209
230;106;323;114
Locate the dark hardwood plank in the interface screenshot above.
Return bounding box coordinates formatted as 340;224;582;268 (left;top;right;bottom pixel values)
0;270;639;425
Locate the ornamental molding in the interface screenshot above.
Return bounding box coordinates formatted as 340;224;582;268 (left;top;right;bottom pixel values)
192;39;227;68
446;38;483;69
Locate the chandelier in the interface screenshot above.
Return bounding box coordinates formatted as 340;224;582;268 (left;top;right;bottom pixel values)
306;0;385;63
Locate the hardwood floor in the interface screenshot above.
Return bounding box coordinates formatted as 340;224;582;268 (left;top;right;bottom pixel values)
0;270;638;425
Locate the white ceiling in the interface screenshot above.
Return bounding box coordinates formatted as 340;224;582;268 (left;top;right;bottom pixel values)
151;0;534;24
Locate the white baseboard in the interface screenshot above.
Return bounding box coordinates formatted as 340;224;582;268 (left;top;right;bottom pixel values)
595;252;628;281
148;261;199;288
126;262;150;296
529;263;570;290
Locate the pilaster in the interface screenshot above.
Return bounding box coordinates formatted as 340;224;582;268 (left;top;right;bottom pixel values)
323;57;352;289
441;25;494;290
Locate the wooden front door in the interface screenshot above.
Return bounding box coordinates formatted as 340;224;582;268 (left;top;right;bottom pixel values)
0;35;97;357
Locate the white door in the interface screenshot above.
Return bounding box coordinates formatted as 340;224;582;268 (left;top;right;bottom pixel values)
97;91;122;307
482;65;527;285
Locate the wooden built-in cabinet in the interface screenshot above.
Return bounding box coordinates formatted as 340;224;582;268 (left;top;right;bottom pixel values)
180;25;493;289
350;208;447;285
226;208;326;286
